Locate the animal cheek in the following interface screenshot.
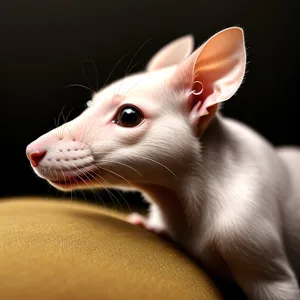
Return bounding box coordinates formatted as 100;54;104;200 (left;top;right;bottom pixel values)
79;126;112;147
117;129;144;145
70;115;109;144
117;122;150;145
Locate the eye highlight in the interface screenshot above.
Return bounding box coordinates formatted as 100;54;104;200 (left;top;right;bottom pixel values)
115;105;143;127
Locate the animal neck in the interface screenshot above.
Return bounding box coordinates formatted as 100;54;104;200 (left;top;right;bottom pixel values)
137;183;188;239
137;113;229;240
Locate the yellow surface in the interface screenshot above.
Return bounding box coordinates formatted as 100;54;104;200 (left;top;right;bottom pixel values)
0;197;222;300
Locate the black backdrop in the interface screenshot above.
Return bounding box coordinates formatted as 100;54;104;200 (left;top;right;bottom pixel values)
1;0;299;207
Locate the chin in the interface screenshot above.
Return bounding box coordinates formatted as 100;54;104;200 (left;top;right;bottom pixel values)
46;174;105;192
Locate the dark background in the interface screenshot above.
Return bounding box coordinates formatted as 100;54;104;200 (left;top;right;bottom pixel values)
0;0;299;208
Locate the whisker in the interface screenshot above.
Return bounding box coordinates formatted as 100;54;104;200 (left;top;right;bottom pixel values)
54;169;59;182
80;117;99;145
80;121;90;144
80;122;91;146
57;105;66;128
61;108;75;140
54;117;59;138
115;62;147;97
57;104;67;140
133;155;178;179
65;107;75;123
73;166;119;211
125;38;152;75
64;165;88;203
88;169;131;212
64;83;95;93
101;159;142;177
53;116;57;127
97;166;133;187
72;176;88;203
108;187;131;212
58;158;133;212
123;61;148;96
81;61;96;92
92;151;177;179
67;164;108;208
115;62;142;96
116;38;152;95
60;168;67;185
101;53;130;91
87;60;99;91
74;167;108;207
126;61;142;76
123;78;144;96
85;170;122;211
56;166;76;202
83;127;108;147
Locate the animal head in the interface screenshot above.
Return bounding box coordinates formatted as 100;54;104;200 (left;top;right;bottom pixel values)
26;27;246;192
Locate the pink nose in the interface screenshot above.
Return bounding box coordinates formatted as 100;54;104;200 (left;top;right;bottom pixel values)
27;150;47;167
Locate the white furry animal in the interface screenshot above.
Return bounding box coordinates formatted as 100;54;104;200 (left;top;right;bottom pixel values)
26;27;300;299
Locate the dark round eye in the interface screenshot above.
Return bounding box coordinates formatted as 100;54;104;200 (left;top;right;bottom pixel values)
116;106;143;127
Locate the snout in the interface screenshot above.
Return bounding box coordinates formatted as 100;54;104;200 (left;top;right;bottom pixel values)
26;126;97;187
27;137;93;168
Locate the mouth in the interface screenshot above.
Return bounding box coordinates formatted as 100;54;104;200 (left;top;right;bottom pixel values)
44;166;101;190
49;174;96;189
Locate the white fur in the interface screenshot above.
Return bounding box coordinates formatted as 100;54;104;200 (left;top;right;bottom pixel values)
26;28;300;299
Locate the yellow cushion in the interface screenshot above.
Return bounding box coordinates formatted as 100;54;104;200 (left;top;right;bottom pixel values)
0;197;222;300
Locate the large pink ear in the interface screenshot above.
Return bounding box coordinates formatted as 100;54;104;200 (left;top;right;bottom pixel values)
170;27;246;134
146;35;194;72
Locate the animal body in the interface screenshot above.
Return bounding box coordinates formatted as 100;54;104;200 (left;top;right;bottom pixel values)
26;27;300;299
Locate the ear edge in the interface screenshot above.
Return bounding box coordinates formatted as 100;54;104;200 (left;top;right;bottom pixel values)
180;27;247;135
193;26;246;111
146;34;195;72
192;26;246;75
178;34;195;58
169;27;246;92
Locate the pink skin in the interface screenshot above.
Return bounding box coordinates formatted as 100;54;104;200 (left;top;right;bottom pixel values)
26;28;244;235
128;213;165;235
26;91;171;237
26;28;300;299
26;29;245;237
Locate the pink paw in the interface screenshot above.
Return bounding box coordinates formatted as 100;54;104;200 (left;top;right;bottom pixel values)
128;212;148;227
128;213;167;236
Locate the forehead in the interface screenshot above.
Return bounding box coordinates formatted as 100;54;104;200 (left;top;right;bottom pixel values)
92;66;176;106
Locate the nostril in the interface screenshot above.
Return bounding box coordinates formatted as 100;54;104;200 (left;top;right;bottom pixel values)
29;151;47;167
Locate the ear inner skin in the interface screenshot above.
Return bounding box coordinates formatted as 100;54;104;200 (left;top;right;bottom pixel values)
188;81;217;136
197;103;219;137
170;27;246;137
